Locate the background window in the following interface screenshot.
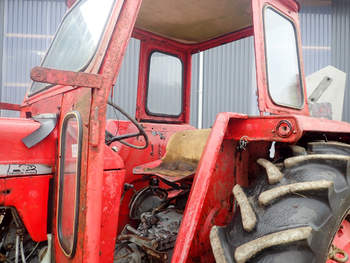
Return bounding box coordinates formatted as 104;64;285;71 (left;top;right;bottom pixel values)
147;52;183;116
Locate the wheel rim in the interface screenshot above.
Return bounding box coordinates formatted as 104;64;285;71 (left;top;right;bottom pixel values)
327;219;350;263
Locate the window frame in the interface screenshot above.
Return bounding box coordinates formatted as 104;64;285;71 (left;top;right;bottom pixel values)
57;111;83;258
262;5;305;110
145;50;185;118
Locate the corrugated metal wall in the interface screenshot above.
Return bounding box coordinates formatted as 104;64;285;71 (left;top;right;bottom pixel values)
0;0;67;117
107;38;140;120
201;37;256;128
0;0;349;124
199;4;335;128
299;5;332;76
0;0;4;104
332;0;350;122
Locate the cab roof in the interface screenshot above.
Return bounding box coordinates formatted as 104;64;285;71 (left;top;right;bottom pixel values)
135;0;252;44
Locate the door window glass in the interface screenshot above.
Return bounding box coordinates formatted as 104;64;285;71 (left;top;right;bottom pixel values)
57;111;82;257
264;7;303;108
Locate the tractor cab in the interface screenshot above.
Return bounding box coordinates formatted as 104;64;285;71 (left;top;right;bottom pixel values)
1;0;350;263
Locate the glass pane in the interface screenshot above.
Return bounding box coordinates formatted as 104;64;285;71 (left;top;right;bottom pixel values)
147;52;183;116
30;0;116;95
58;113;81;256
264;7;303;108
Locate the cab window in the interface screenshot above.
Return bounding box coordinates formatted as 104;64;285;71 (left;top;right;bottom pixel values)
146;51;183;116
264;7;303;108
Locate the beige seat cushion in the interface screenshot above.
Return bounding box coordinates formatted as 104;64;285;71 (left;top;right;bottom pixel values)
143;129;211;181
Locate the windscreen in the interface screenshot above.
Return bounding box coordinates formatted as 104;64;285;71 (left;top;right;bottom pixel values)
264;7;303;108
29;0;115;95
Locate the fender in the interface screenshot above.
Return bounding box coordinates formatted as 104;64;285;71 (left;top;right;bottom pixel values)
0;117;56;241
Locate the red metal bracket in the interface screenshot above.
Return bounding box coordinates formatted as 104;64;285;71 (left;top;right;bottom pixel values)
30;67;110;89
0;102;21;111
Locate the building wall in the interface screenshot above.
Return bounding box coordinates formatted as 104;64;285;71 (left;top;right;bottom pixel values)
107;38;140;120
0;0;4;105
332;0;350;122
0;0;349;126
0;0;67;117
201;37;257;128
300;4;332;76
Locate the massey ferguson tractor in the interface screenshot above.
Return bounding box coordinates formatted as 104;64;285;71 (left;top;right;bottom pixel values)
0;0;350;262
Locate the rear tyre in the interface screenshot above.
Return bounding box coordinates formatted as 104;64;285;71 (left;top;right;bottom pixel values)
210;141;350;263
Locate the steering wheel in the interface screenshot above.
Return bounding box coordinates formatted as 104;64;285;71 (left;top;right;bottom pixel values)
105;101;149;150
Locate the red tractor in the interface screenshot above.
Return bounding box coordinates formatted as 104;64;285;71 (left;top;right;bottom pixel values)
0;0;350;262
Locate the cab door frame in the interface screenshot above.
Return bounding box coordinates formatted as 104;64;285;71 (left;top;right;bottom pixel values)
36;0;144;262
252;0;309;116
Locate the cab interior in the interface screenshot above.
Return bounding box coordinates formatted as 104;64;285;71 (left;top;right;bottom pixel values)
106;0;257;238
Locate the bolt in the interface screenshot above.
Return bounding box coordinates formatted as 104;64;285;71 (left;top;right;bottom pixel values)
111;146;119;152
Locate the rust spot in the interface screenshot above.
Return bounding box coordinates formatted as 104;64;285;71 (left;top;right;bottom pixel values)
1;189;11;195
276;120;293;138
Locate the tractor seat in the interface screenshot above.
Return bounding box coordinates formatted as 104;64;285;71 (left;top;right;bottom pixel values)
133;129;211;182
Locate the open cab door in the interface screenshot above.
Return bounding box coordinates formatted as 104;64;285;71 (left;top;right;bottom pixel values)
252;0;309;116
26;0;141;262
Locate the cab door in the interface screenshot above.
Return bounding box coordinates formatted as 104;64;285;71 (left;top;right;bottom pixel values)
44;0;141;262
252;0;309;116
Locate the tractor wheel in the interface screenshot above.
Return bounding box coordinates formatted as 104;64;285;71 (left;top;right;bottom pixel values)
210;141;350;263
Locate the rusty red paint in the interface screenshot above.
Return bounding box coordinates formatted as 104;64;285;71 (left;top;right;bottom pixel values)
295;115;350;134
328;220;350;263
132;27;255;124
193;26;254;53
172;113;235;262
276;120;293;138
30;66;105;89
1;0;350;262
0;118;56;165
66;0;77;8
225;115;300;142
99;170;126;262
0;163;53;241
0;102;21;111
135;37;191;124
78;1;143;261
53;86;92;263
252;0;309;116
0;176;52;241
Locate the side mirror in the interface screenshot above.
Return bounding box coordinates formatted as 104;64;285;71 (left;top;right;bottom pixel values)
30;66;105;89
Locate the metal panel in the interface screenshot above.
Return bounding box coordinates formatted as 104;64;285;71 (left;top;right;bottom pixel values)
107;38;140;120
332;0;350;122
0;0;4;104
1;0;67;117
202;37;255;128
299;5;332;76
